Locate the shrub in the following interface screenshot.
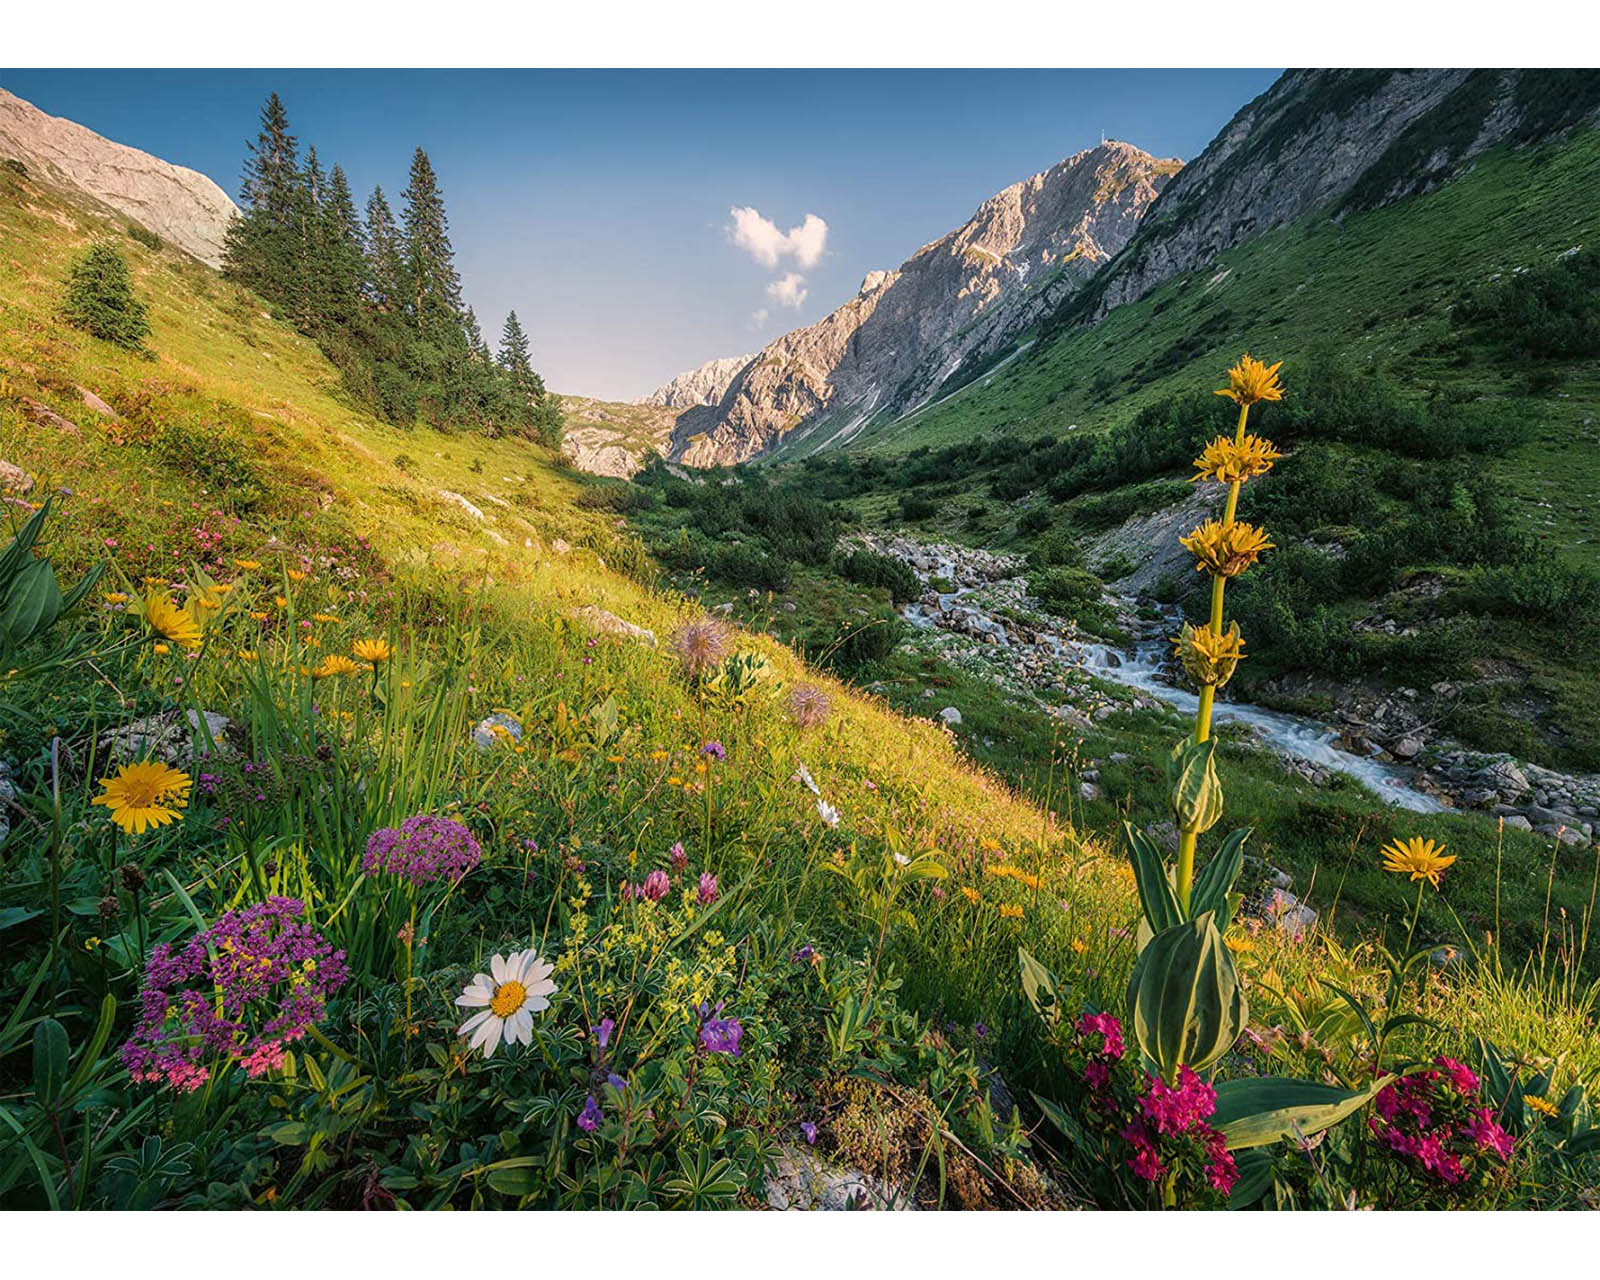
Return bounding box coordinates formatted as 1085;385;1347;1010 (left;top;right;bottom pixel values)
900;495;938;522
62;243;150;350
150;418;268;511
1029;566;1104;619
127;223;163;251
1453;248;1600;361
835;548;919;602
708;544;792;593
1017;507;1053;536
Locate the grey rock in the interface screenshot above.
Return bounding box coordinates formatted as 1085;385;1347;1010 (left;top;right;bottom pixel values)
938;706;962;727
472;712;523;751
1391;736;1424;761
104;709;231;764
0;459;34;493
572;605;656;646
1503;815;1533;832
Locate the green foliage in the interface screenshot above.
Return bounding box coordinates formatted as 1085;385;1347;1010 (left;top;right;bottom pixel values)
835;547;919;602
0;496;103;662
126;223;163;251
1028;565;1103;619
62;243;150;350
1453;247;1600;361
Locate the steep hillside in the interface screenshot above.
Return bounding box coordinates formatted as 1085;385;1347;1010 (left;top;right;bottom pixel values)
671;141;1178;467
0;87;237;266
559;393;683;477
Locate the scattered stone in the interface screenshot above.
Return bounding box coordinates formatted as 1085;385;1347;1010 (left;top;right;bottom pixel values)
437;490;485;521
20;397;80;436
472;711;523;751
76;385;116;415
1503;815;1533;832
573;605;656;646
551;538;572;555
103;709;232;764
938;706;962;727
764;1144;910;1211
0;459;34;494
0;760;15;852
1390;736;1424;761
1145;820;1180;853
1078;781;1102;802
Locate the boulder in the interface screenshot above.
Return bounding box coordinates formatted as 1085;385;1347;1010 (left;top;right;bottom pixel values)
0;459;34;494
572;605;656;646
103;709;232;764
1390;736;1424;761
938;706;962;727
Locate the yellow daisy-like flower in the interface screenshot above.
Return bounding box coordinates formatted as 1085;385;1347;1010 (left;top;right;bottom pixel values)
960;886;980;903
103;591;130;606
352;637;392;666
312;613;340;624
234;558;261;570
1070;938;1089;954
287;569;307;582
1524;1094;1559;1119
1191;432;1284;484
1174;620;1246;689
999;904;1024;919
249;610;269;622
237;649;258;661
193;590;224;614
1381;836;1456;889
142;592;203;649
1180;519;1274;578
1215;354;1285;406
91;761;192;835
311;654;362;679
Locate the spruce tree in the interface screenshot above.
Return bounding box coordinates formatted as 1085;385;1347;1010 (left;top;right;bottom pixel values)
63;242;150;350
498;310;536;391
321;164;367;331
400;148;464;336
364;185;405;313
223;92;303;301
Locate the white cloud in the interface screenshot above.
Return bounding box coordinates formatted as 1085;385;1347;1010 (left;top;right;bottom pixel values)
728;207;828;270
751;308;770;329
765;272;808;309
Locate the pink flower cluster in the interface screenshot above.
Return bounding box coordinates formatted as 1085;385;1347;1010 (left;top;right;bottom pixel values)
121;897;348;1091
1070;1012;1236;1196
1370;1056;1513;1187
363;815;482;885
624;842;720;905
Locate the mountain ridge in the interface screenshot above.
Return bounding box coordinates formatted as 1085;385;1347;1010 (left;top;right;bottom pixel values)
0;87;238;267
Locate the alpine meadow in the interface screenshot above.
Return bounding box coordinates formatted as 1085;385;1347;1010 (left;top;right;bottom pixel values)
5;64;1600;1218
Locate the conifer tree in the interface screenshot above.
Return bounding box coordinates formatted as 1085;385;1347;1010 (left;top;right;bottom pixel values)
364;186;405;313
400;148;463;337
63;242;150;350
321;164;367;331
498;310;537;392
223;92;303;300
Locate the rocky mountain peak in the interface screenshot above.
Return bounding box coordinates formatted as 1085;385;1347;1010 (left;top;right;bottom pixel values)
641;353;756;409
0;88;238;267
670;141;1180;467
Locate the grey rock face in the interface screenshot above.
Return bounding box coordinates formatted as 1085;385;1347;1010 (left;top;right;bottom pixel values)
642;354;755;409
0;88;238;267
673;142;1179;466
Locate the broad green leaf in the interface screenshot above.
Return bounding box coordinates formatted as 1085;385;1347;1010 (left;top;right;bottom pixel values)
1126;911;1247;1078
1168;738;1224;835
1213;1075;1392;1150
32;1017;69;1106
1191;827;1249;924
1018;948;1060;1026
1123;821;1182;934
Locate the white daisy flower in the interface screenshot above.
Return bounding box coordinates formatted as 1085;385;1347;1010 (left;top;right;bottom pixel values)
817;799;841;828
792;762;821;796
455;949;557;1059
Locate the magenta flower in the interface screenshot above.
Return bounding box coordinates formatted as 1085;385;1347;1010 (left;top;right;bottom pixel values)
363;815;482;886
697;872;718;905
669;840;687;871
577;1093;603;1132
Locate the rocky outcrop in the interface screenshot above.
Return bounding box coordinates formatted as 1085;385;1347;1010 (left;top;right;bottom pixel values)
642;354;754;409
1067;70;1600;326
0;87;238;267
672;142;1180;467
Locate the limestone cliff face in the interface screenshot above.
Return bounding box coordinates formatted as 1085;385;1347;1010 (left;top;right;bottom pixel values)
642;354;755;409
671;141;1179;467
0;88;238;267
1071;69;1600;325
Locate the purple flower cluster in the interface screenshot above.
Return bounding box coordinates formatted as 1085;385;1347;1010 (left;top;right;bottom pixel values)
1370;1057;1513;1187
697;1001;743;1056
697;872;719;905
121;897;348;1091
363;815;482;886
625;869;672;902
702;740;726;762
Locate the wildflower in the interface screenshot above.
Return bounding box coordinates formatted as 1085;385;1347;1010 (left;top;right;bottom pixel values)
791;945;816;963
1075;1012;1125;1061
311;613;340;624
697;871;719;905
1524;1093;1560;1119
801;1121;818;1145
606;1072;627;1091
103;590;130;606
142;592;202;648
1462;1108;1514;1160
577;1093;603;1132
233;558;261;570
697;1004;743;1056
626;869;672;902
592;1018;615;1049
153;643;170;655
311;654;362;679
1141;1066;1218;1138
670;841;688;871
1435;1056;1480;1096
785;682;832;729
364;815;483;885
1179;519;1273;578
352;637;392;666
793;762;821;795
671;617;731;677
702;740;726;762
91;761;192;835
1381;836;1455;889
960;886;980;903
1214;354;1285;406
999;904;1024;919
817;799;841;828
454;950;558;1059
1173;621;1246;689
1071;938;1089;954
1192;432;1283;484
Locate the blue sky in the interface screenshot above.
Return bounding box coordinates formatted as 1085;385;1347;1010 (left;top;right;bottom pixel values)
2;69;1280;400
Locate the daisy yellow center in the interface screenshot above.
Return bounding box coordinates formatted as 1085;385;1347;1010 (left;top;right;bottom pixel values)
489;980;527;1017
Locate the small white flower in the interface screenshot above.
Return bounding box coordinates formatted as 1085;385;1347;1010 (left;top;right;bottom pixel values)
893;852;910;867
455;949;557;1059
817;799;841;828
792;762;821;796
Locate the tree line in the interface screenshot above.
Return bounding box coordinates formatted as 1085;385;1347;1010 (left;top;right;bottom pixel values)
223;93;561;445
